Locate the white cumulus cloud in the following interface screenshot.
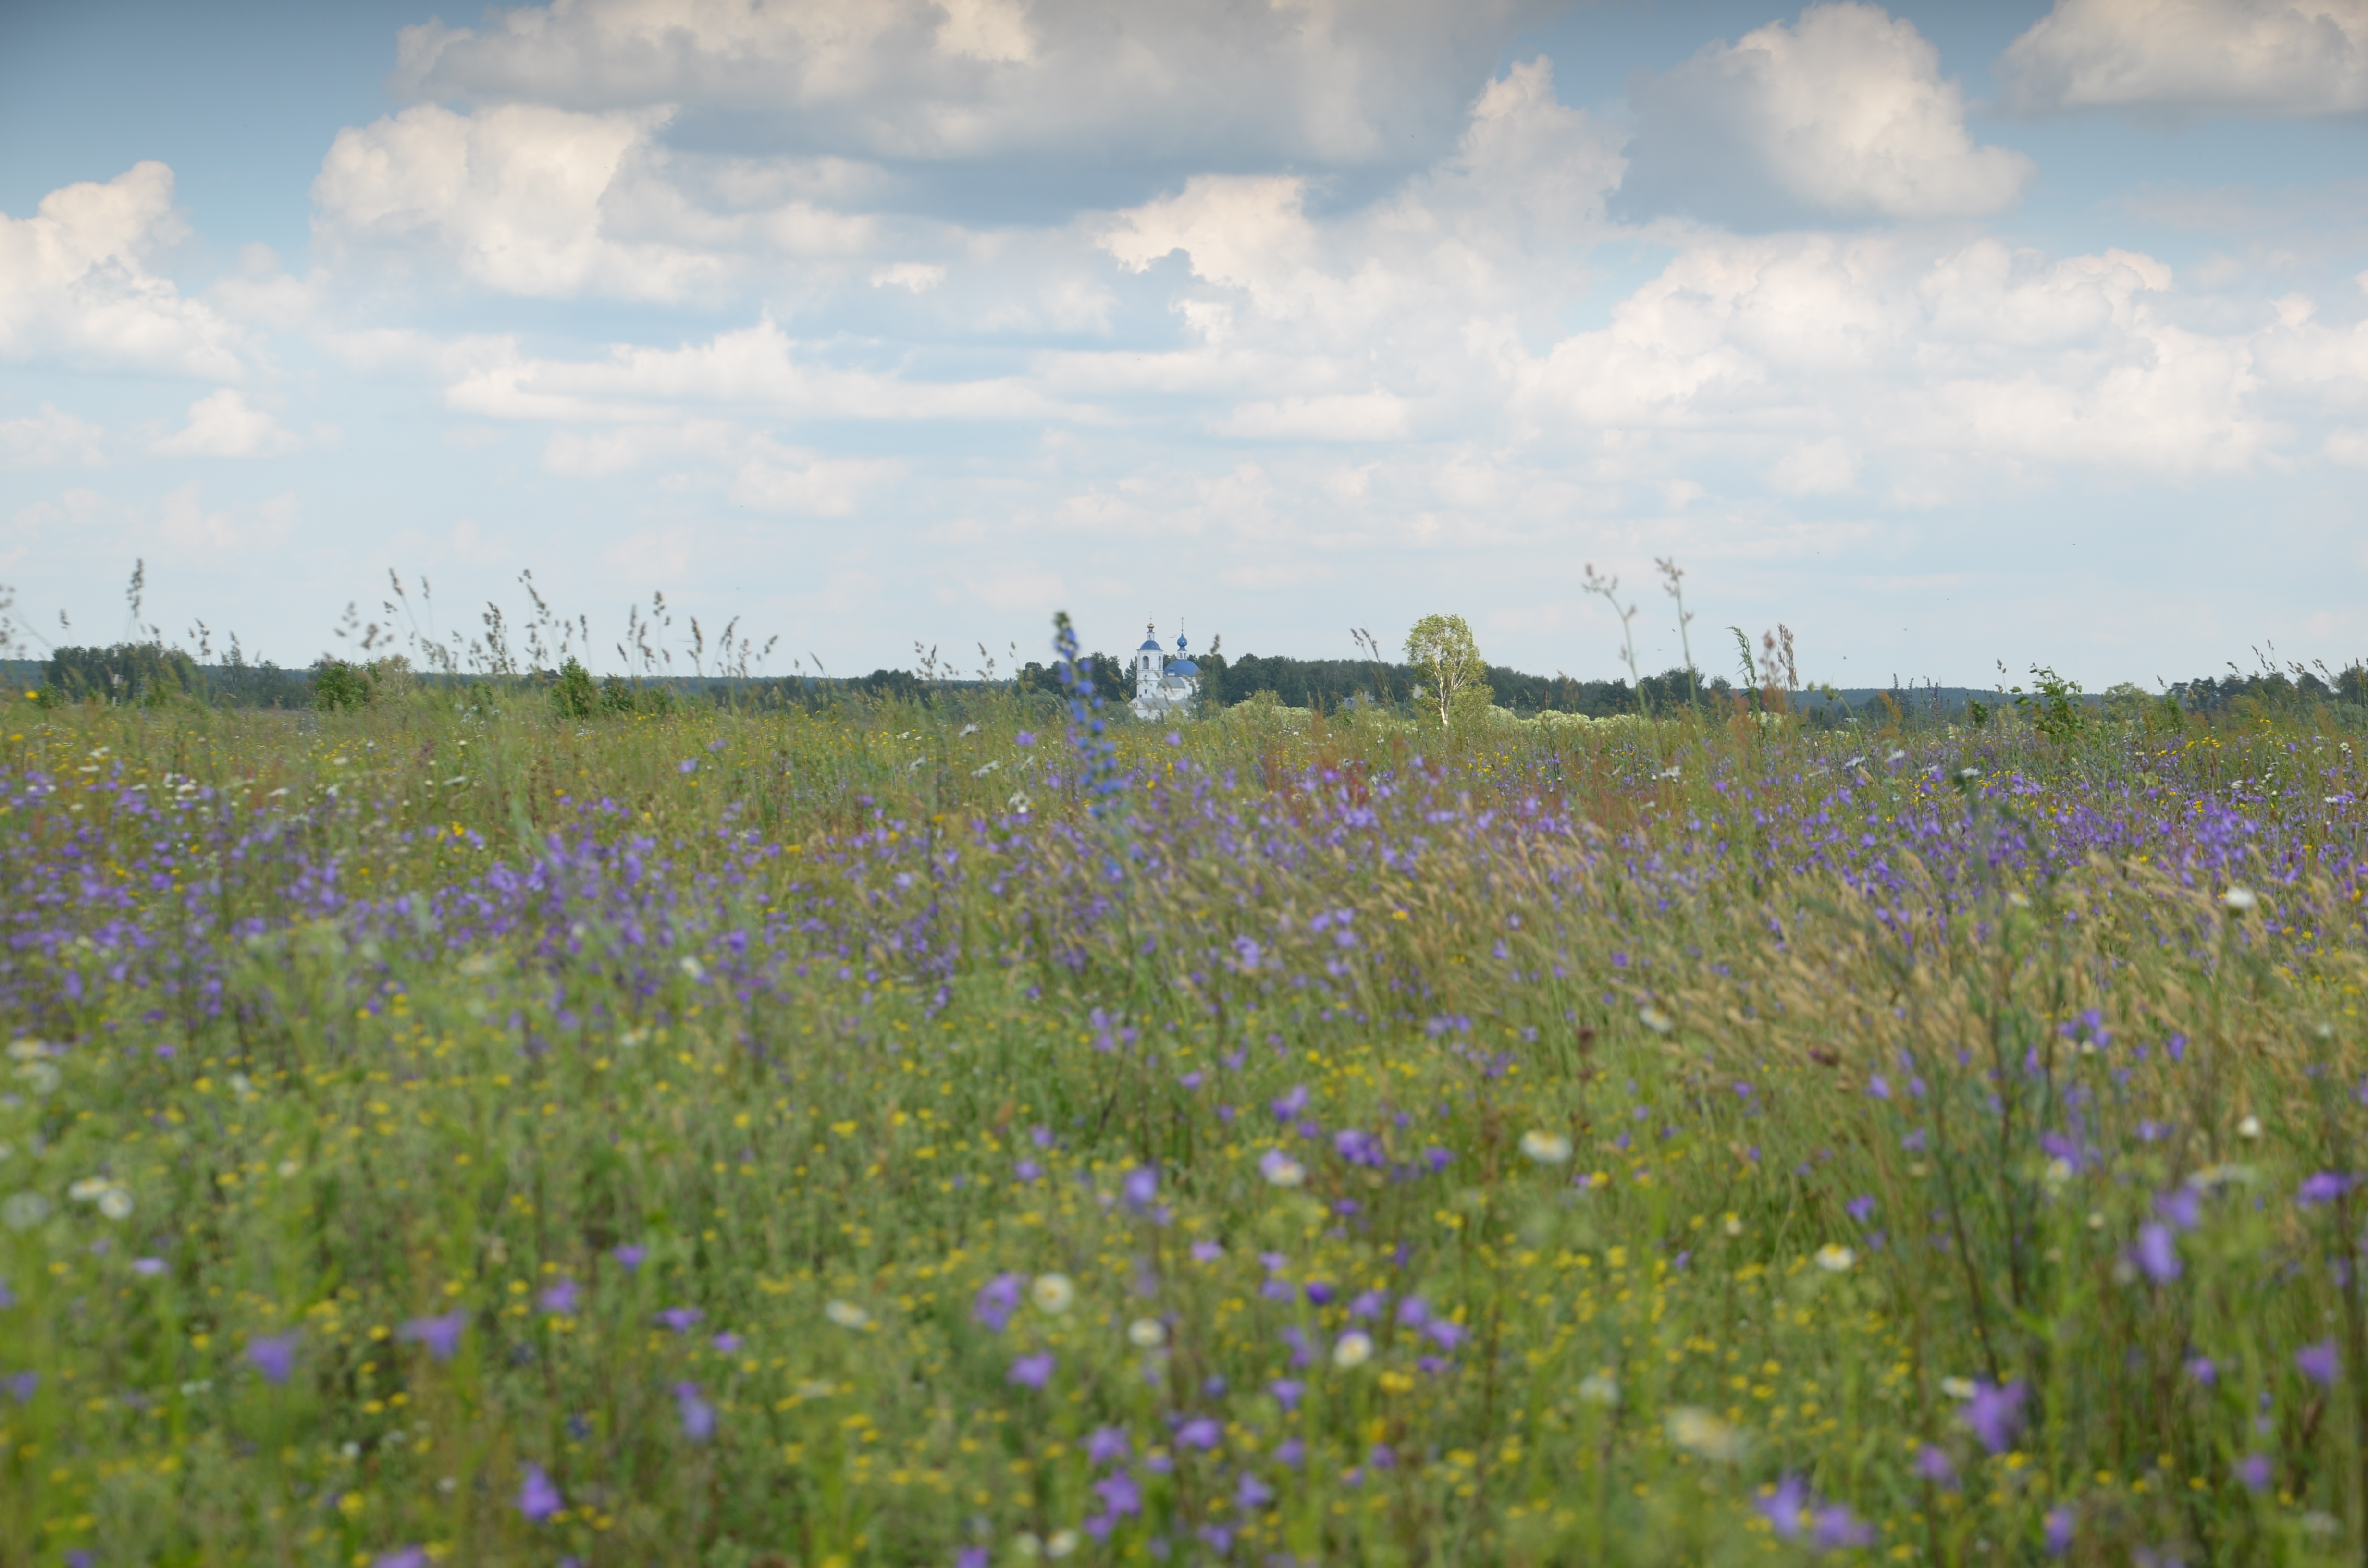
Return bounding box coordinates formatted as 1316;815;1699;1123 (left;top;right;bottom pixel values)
1102;175;1328;318
541;419;742;478
1084;59;1622;417
155;483;302;555
1209;394;1413;443
1515;233;2279;474
444;317;1072;423
870;261;946;292
314;103;750;301
0;405;108;469
312;104;892;304
2253;298;2368;405
0;163;249;379
2000;0;2368;117
536;419;896;513
729;452;900;514
1622;3;2035;226
389;0;1552;177
937;0;1036;64
151;390;303;459
1769;438;1861;494
208;244;326;331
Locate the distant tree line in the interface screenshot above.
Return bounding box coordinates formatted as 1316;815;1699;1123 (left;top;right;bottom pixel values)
1007;649;1733;717
17;644;736;715
25;638;2368;728
2169;665;2368;712
17;644;311;710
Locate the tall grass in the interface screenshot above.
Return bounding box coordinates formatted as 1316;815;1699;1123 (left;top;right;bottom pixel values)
0;678;2362;1566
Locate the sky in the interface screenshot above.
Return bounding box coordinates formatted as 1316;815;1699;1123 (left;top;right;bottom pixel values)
2;0;2366;689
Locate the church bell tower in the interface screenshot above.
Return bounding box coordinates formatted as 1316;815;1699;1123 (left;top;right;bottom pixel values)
1135;622;1163;698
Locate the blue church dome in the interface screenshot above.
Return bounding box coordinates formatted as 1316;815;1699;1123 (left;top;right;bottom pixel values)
1138;637;1163;652
1166;659;1199;677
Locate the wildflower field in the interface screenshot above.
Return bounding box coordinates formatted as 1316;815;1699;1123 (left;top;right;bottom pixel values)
3;659;2366;1568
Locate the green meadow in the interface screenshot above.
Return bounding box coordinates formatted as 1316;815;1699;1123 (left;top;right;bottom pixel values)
1;673;2363;1567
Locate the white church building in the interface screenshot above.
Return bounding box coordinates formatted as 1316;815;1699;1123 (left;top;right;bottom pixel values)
1130;623;1201;720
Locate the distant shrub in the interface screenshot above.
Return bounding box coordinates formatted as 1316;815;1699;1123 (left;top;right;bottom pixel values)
552;659;599;720
856;668;922;702
310;657;373;712
1216;690;1308;733
368;655;415;700
2015;664;2086;744
571;674;673;717
2103;681;2183;734
308;654;416;713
